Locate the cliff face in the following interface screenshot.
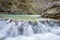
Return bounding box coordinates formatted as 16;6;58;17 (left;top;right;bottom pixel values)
0;0;28;13
29;0;53;13
0;0;55;13
0;0;60;19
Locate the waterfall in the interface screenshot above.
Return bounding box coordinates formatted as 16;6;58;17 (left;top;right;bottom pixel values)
0;19;60;40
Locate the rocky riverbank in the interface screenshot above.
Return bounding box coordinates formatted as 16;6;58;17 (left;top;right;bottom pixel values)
41;2;60;19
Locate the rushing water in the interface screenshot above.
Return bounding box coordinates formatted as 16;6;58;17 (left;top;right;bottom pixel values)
0;19;60;40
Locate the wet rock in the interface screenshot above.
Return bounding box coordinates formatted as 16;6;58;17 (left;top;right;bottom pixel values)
28;21;37;26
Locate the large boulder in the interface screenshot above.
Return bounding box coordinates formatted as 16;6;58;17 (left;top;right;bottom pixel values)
41;1;60;19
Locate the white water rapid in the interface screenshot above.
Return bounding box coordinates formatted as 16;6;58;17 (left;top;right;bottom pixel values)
0;19;60;40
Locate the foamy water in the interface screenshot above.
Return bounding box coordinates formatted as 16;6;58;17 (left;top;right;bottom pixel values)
0;19;60;40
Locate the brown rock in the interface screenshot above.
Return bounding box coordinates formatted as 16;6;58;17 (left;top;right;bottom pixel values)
41;1;60;19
